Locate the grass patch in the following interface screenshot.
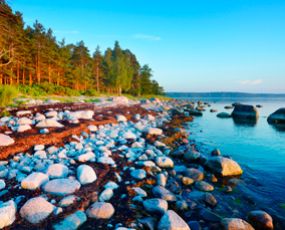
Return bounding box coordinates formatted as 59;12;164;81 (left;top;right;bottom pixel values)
0;85;19;107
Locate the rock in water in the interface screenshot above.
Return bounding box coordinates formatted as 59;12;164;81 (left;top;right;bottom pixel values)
247;210;274;230
158;210;190;230
143;198;168;214
47;164;69;179
21;172;49;190
36;119;64;128
195;181;214;192
0;134;14;146
20;197;54;224
0;200;17;228
53;211;87;230
184;168;204;181
43;178;81;196
206;156;243;176
267;108;285;125
221;218;254;230
86;202;115;219
217;112;231;118
231;104;259;120
77;164;97;185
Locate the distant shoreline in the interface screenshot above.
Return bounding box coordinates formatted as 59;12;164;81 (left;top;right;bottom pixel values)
167;92;285;98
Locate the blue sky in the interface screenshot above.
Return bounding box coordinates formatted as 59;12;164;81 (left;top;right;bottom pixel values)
9;0;285;93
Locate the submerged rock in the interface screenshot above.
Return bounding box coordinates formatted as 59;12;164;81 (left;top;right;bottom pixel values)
184;168;204;181
0;200;17;228
43;178;81;196
86;202;115;219
20;197;54;224
247;210;274;230
221;218;254;230
53;210;87;230
217;112;231;118
158;210;190;230
0;134;14;146
195;181;214;192
206;156;243;176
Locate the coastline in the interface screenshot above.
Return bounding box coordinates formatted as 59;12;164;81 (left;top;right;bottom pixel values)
0;96;279;229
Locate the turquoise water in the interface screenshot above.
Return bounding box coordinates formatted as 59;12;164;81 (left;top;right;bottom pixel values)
175;96;285;222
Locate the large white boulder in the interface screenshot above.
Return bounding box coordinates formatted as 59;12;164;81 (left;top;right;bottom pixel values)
21;172;49;190
20;197;54;224
0;134;14;146
0;200;17;228
36;119;64;128
47;164;69;179
43;178;81;196
206;156;243;176
77;165;97;185
158;210;190;230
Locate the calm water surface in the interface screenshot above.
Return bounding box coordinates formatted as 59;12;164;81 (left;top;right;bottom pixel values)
175;96;285;221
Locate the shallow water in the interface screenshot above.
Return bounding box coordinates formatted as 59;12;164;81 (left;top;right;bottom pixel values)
174;96;285;222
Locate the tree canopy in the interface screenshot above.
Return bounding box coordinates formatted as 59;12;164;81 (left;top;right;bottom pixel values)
0;0;164;96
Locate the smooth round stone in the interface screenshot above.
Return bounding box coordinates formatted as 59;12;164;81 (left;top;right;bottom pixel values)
143;198;168;214
0;200;16;228
247;210;274;230
183;151;200;161
59;195;79;207
131;169;146;180
53;210;87;230
47;164;69;179
182;177;194;186
152;185;176;201
204;193;218;207
195;181;214;192
86;202;115;219
77;165;97;185
21;172;49;190
184;168;204;181
221;218;254;230
156;156;174;168
0;134;14;146
20;197;54;224
0;179;6;190
43;179;81;196
157;173;167;187
158;210;190;230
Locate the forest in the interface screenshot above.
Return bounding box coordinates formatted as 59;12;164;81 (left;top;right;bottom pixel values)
0;0;164;96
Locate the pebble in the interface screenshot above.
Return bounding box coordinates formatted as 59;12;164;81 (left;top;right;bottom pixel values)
152;185;176;201
130;169;146;180
47;164;69;178
143;198;168;214
0;134;14;146
86;202;115;219
156;156;174;168
195;181;214;192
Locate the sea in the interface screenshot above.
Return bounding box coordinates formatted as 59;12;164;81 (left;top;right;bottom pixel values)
168;93;285;225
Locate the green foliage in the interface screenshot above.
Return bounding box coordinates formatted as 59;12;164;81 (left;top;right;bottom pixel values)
83;89;100;97
0;85;19;107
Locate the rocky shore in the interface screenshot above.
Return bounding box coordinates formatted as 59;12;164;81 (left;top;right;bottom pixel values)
0;97;276;229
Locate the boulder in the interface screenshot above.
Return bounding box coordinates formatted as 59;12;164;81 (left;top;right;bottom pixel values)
43;178;81;196
53;211;87;230
267;108;285;125
71;110;94;120
47;164;69;179
221;218;254;230
247;210;274;230
36;119;64;128
231;104;259;120
0;200;17;228
217;112;231;118
17;124;32;132
77;165;97;185
206;156;243;176
20;197;54;224
86;202;115;219
143;198;168;214
18;117;33;125
152;185;176;201
0;134;14;146
158;210;190;230
156;156;174;168
21;172;49;190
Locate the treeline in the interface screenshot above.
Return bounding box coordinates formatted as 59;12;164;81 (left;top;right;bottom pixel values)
0;0;164;96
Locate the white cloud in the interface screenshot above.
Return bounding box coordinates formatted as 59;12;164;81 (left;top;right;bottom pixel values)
133;33;161;41
239;79;263;85
54;30;79;35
